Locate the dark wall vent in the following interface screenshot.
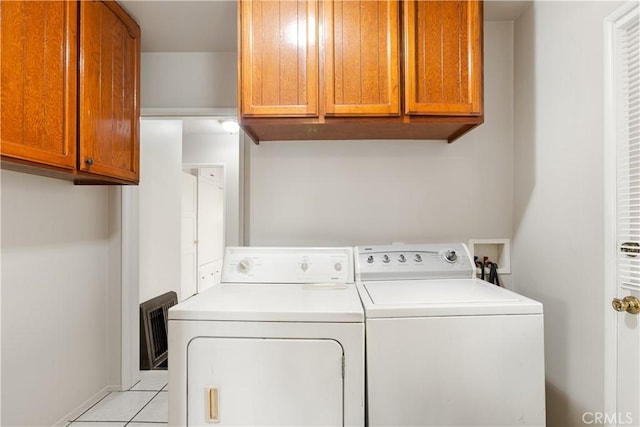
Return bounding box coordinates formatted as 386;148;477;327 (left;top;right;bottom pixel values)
140;291;177;370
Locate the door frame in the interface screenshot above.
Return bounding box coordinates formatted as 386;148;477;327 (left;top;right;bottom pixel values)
603;1;639;419
120;111;244;385
121;185;140;389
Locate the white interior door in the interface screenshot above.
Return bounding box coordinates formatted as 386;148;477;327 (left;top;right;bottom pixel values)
197;167;225;292
181;172;198;301
187;337;344;427
605;2;640;425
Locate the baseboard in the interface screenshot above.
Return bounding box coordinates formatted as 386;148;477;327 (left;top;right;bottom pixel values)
53;385;120;427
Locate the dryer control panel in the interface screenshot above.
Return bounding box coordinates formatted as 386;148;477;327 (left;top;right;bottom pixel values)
222;247;354;284
355;243;474;282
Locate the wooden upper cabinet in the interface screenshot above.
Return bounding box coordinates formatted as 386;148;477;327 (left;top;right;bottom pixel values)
240;0;319;117
403;0;483;116
79;0;140;183
238;0;484;142
323;0;400;116
0;1;77;170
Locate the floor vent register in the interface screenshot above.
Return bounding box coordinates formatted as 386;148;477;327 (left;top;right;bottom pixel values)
140;291;177;370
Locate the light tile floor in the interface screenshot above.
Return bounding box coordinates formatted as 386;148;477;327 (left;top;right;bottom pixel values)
66;370;168;427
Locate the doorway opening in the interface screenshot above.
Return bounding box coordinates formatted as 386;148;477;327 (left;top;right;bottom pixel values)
121;115;243;388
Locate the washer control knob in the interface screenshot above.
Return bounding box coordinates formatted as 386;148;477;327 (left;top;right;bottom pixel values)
398;254;406;263
301;261;309;272
382;254;391;263
334;262;343;271
367;255;374;264
237;258;252;274
444;250;458;263
414;254;423;263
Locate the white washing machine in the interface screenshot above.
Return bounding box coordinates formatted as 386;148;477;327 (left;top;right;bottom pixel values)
168;247;365;427
355;243;546;427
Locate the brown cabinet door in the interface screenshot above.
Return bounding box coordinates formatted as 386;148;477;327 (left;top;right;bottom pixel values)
323;0;400;116
240;0;318;117
404;0;483;116
1;1;77;170
79;0;140;183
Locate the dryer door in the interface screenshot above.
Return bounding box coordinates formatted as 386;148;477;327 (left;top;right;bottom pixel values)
187;337;344;426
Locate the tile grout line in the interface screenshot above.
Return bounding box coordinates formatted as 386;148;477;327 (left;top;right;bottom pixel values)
124;423;167;425
69;423;166;426
124;388;165;426
68;373;167;426
128;379;142;391
70;388;165;425
69;392;114;423
126;371;168;424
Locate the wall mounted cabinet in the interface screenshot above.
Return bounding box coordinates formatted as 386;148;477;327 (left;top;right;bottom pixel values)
78;0;140;183
0;1;78;172
403;0;483;116
323;0;400;116
239;0;483;143
240;0;319;117
1;0;140;185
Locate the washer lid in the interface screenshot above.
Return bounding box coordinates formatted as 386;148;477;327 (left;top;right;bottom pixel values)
169;283;364;322
357;279;542;317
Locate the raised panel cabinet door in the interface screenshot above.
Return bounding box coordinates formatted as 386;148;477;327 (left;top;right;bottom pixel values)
0;0;77;170
323;0;400;116
404;0;483;116
240;0;319;117
79;0;140;183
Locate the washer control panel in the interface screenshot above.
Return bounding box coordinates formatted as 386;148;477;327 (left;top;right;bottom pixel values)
355;243;474;281
222;247;354;284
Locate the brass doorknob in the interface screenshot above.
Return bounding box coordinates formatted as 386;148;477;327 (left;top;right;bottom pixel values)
612;296;640;314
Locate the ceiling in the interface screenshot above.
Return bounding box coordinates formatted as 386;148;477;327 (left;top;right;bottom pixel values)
119;1;238;52
119;0;532;53
485;1;532;21
183;118;238;135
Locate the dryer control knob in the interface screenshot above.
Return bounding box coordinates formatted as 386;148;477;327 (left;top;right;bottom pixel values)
398;254;406;263
444;250;458;263
237;258;252;274
334;262;343;271
382;255;391;263
301;261;309;272
414;254;423;263
367;255;374;264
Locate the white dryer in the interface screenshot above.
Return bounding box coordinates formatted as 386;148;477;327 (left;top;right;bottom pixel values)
355;243;546;427
168;247;364;427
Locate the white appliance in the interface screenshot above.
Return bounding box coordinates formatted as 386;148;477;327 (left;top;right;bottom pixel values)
168;247;365;427
355;243;546;427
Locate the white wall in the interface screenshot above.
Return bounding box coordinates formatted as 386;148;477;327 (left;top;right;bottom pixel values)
1;171;112;426
107;188;122;388
247;23;514;248
513;2;622;425
183;132;242;247
141;52;237;109
1;166;3;427
139;120;183;303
